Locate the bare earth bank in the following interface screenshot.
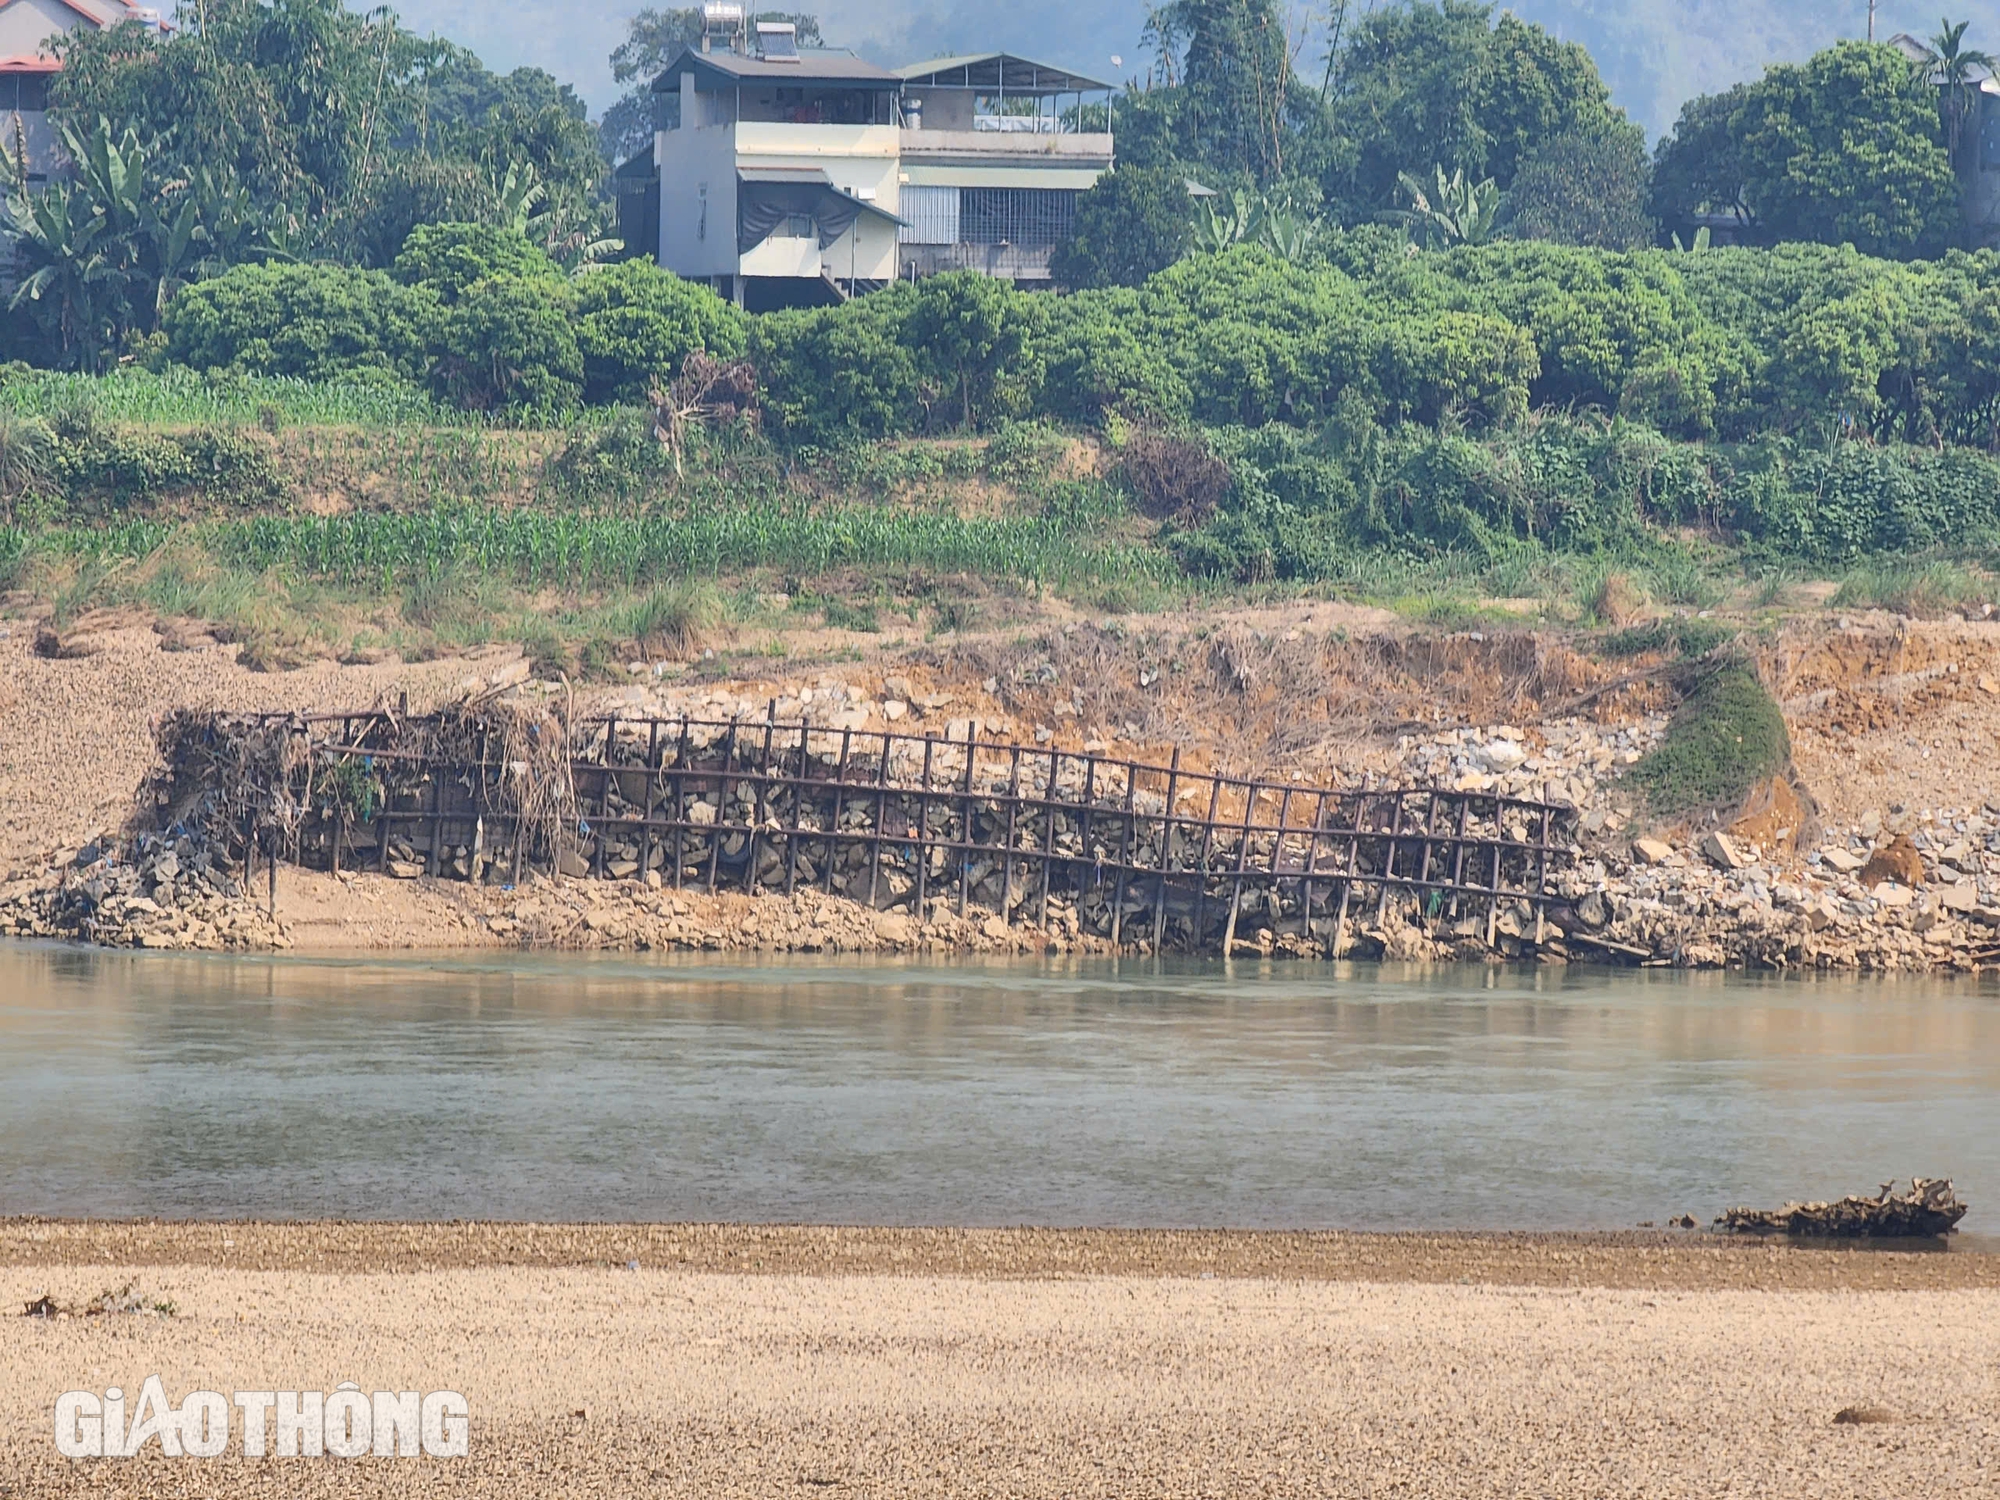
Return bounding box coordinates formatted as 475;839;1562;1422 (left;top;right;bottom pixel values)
2;1225;1995;1499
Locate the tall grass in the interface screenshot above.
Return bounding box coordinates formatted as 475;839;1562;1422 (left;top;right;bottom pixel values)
1829;557;1996;617
31;503;1174;591
0;369;621;432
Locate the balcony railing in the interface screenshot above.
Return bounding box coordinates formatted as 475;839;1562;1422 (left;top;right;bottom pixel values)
898;129;1112;160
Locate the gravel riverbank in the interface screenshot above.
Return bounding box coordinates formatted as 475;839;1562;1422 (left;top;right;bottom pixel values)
3;1224;1995;1499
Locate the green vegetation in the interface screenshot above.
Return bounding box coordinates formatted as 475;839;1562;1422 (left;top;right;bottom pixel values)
1628;662;1792;814
3;0;1998;670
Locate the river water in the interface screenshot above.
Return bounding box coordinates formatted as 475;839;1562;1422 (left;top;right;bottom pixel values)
2;943;1996;1233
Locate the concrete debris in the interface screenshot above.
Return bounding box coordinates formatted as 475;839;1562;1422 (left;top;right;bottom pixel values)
1718;1178;1967;1239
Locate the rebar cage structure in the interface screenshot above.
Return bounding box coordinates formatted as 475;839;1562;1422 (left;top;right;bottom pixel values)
212;711;1580;956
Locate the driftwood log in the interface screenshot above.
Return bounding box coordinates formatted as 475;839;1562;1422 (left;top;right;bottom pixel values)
1716;1178;1968;1238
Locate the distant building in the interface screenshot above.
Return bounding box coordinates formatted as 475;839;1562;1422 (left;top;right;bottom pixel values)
1;0;165;183
639;4;1114;307
1887;31;2000;248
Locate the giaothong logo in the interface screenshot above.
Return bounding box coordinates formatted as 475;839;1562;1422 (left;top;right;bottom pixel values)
54;1379;469;1458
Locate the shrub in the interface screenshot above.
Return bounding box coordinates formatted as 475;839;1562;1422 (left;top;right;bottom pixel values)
1050;166;1195;290
45;414;285;514
393;223;561;303
572;261;748;406
1628;661;1790;814
430;276;583;415
164;263;439;383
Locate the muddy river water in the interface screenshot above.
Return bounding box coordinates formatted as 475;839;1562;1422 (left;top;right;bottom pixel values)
2;944;1996;1232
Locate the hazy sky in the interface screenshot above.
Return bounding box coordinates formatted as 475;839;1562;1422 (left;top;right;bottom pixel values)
395;0;2000;137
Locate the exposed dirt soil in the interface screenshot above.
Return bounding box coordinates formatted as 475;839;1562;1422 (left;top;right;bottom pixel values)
7;602;2000;954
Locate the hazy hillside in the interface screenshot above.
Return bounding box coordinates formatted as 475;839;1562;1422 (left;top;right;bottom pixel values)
382;0;2000;137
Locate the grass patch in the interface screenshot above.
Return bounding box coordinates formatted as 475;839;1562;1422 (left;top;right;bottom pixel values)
1598;617;1736;660
618;578;725;657
1628;661;1790;816
1829;557;1996;618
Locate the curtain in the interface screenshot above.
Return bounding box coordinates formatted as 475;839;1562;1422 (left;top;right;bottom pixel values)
737;181;865;253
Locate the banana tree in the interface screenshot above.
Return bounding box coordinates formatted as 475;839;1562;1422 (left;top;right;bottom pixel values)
1392;165;1501;249
1192;186;1324;257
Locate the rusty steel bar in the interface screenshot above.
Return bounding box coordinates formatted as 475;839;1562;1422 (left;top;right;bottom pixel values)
246;712;1578;957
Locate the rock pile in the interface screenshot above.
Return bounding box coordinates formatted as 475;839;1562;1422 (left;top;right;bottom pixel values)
0;830;289;951
1718;1178;1968;1238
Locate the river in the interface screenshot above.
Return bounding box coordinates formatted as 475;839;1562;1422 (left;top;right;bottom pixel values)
2;943;1995;1233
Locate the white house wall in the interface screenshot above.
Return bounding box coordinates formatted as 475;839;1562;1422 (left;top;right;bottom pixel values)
0;0;80;57
657;120;742;279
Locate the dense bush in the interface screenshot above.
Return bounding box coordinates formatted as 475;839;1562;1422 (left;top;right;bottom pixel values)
393;223;563;302
164;263;439;383
572;260;748;405
431;275;584;413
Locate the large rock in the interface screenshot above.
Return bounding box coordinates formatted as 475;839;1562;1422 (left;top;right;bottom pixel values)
1699;830;1752;871
1860;834;1925;889
1631;837;1677;866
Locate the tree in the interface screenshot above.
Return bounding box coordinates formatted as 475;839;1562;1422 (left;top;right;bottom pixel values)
1498;125;1653;249
600;8;822;161
51;0;437;215
1050;167;1196;288
1735;42;1960;260
347;157;499;268
572;259;747;404
1325;1;1620;221
1911;19;1995;159
413;49;605;232
1471;13;1621;189
393;222;561;301
2;116;277;367
1648;84;1757;244
1171;0;1293;179
431;274;582;412
164;261;440;380
906;272;1025;429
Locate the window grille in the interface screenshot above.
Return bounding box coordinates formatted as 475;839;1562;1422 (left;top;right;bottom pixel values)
959;188;1077;246
898;185;961;244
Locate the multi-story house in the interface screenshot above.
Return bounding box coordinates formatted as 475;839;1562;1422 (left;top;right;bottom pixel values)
643;5;1113;307
1;0;164;184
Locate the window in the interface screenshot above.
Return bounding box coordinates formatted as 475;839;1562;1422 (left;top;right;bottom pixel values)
959;188;1077;246
0;74;50;112
778;213;815;239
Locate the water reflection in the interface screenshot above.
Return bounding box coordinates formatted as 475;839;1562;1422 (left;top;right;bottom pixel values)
1;944;1996;1230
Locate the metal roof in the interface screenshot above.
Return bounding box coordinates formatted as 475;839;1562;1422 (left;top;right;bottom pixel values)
654;44;900;90
738;166;908;224
895;53;1115;93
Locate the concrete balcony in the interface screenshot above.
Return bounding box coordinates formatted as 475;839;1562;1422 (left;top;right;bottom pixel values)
898;129;1113;167
733;122;900;159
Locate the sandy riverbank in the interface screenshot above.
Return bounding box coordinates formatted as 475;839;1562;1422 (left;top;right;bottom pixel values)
3;1225;1997;1498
